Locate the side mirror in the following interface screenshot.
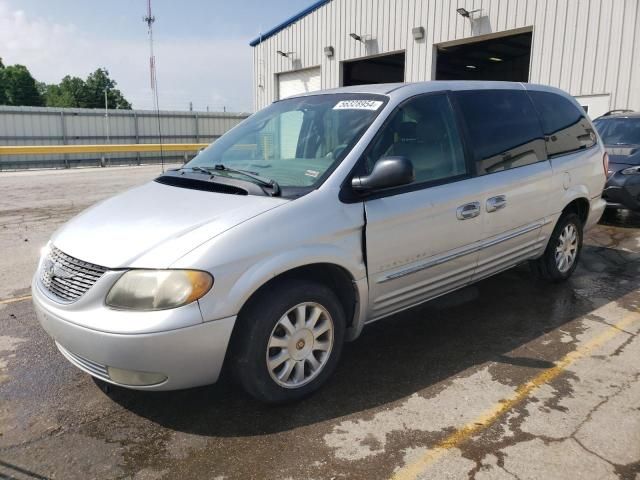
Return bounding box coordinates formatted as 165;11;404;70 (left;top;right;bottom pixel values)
351;156;415;192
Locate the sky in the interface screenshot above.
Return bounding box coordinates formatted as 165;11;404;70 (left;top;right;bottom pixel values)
0;0;308;112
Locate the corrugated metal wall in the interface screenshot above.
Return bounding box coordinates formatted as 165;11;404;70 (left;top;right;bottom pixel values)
253;0;640;113
0;106;249;170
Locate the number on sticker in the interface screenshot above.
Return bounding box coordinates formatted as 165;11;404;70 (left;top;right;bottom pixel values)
333;100;383;111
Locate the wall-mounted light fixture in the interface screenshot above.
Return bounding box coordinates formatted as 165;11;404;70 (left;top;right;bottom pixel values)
412;26;425;41
349;33;364;42
465;65;477;69
324;46;335;57
456;7;482;18
276;50;292;58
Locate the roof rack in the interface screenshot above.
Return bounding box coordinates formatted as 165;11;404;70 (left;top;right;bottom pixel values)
598;109;635;118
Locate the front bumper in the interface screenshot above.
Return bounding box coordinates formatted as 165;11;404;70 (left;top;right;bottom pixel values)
32;276;236;391
603;170;640;211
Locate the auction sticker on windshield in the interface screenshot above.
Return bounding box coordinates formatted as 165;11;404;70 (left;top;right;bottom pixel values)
333;100;384;110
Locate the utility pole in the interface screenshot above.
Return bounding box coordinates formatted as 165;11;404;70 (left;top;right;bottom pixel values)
102;88;110;168
104;88;110;144
144;0;164;172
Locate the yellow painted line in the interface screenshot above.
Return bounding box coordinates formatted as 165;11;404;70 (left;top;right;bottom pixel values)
0;294;32;305
391;310;640;480
0;144;210;155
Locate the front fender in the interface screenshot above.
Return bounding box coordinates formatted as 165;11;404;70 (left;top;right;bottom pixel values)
222;245;369;340
172;188;368;334
190;244;368;338
193;242;367;329
226;244;366;304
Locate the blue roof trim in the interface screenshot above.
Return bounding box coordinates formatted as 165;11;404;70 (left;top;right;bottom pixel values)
249;0;331;47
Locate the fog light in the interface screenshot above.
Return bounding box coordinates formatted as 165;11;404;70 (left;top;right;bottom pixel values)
107;366;167;386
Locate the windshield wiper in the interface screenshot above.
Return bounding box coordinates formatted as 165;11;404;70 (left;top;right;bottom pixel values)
188;166;215;175
182;165;281;196
213;164;281;196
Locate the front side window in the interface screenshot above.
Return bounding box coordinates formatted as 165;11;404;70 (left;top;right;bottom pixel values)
188;94;387;190
593;117;640;146
455;90;547;175
363;93;467;185
529;91;597;156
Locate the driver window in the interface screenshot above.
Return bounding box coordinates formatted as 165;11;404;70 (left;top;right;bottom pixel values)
364;94;467;185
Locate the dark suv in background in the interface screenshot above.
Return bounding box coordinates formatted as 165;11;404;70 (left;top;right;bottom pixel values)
593;112;640;212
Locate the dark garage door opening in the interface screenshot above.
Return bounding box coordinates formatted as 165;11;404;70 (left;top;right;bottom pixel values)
343;52;405;86
436;32;532;82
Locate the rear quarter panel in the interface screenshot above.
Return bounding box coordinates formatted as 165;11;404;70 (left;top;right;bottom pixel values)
546;144;606;235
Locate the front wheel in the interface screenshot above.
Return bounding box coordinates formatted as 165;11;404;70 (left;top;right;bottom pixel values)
530;212;583;282
232;279;345;403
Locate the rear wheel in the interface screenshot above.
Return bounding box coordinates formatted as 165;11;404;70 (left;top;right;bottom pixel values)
530;212;583;282
233;279;345;403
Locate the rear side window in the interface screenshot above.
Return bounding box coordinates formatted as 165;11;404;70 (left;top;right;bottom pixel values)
529;91;597;157
455;90;547;175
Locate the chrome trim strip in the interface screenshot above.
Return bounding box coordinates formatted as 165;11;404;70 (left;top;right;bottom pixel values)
474;242;546;275
374;262;477;304
481;220;550;250
378;242;482;283
374;242;545;314
374;266;475;310
378;219;551;284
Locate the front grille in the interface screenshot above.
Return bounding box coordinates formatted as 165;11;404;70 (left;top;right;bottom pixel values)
56;342;110;380
40;246;107;302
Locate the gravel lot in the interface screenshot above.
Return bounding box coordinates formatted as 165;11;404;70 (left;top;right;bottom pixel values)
1;166;639;480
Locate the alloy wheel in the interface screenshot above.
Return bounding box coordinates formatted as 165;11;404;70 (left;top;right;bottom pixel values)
555;223;578;273
266;302;334;389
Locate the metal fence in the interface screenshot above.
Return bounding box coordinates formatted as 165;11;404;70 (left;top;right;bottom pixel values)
0;106;250;170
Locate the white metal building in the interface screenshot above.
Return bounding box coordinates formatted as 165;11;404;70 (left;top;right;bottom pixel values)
251;0;640;118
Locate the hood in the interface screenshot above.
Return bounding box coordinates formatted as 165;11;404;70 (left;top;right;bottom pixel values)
606;144;640;166
52;181;288;268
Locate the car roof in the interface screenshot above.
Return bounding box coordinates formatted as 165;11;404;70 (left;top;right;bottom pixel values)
288;80;573;102
595;112;640;120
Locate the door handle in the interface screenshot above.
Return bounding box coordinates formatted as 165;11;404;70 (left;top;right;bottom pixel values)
486;195;507;212
456;201;481;220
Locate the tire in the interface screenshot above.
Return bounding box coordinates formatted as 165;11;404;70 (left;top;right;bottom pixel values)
232;279;346;403
530;212;583;282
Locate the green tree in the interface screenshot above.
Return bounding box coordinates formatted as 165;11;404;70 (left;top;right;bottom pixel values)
83;68;131;109
2;64;43;106
0;59;7;105
0;62;132;109
42;68;132;109
43;75;88;107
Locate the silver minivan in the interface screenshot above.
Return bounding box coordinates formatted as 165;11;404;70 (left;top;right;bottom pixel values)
33;81;607;403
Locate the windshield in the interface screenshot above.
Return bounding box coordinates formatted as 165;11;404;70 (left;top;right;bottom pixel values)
593;118;640;145
186;94;387;190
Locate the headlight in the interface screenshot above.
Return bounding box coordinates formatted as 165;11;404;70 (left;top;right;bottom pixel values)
106;270;213;311
621;166;640;175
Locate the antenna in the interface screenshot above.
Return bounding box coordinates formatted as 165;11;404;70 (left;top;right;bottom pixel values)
144;0;164;173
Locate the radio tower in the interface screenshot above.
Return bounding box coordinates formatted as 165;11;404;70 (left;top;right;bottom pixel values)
144;0;164;172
